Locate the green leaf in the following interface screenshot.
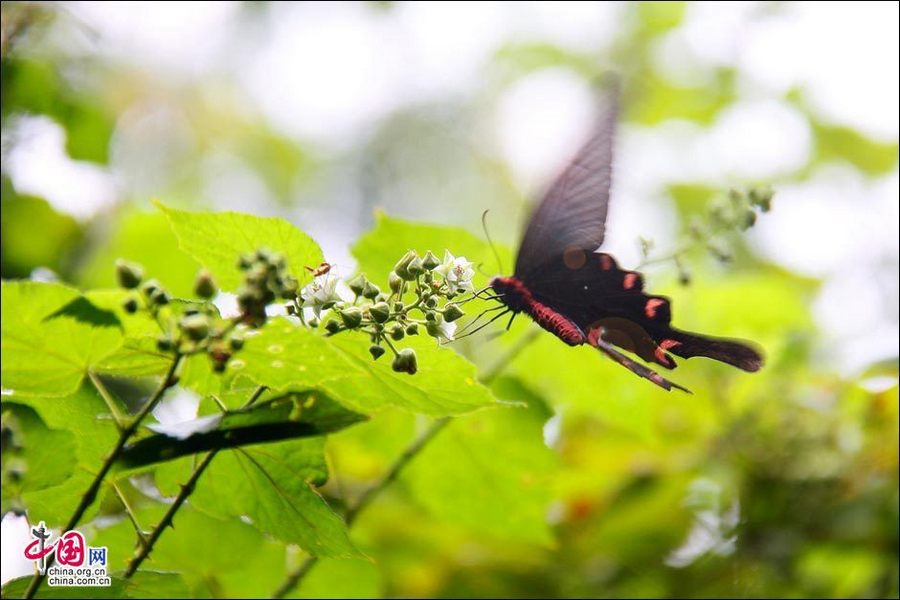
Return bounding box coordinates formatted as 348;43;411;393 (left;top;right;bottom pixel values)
235;318;496;416
812;121;899;175
1;281;123;397
158;202;324;291
1;572;189;599
6;386;119;526
1;403;77;516
117;391;367;470
403;391;557;545
155;438;358;557
76;211;201;298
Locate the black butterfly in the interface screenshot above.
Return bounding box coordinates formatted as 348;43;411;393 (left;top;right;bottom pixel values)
486;83;763;392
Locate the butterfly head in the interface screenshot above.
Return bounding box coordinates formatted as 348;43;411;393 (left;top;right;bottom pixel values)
489;276;528;312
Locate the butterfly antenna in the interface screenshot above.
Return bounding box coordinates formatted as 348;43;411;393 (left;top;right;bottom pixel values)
453;309;511;341
482;210;505;275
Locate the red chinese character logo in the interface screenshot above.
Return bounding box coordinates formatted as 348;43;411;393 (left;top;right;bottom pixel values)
56;531;85;566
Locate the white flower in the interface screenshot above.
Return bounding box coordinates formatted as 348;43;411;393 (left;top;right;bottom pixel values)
300;274;344;317
426;316;457;342
435;250;475;294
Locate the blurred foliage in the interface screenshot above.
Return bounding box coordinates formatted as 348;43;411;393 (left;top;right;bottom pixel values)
1;2;897;599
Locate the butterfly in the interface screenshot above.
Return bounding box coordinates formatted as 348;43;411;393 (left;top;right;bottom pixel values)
485;83;763;392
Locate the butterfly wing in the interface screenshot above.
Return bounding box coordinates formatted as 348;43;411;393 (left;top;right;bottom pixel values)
514;82;619;282
525;252;763;372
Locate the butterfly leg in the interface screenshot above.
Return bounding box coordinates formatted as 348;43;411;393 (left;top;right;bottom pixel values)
588;328;691;393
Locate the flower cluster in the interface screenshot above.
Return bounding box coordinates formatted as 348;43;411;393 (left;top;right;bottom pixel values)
289;250;475;375
115;248;476;377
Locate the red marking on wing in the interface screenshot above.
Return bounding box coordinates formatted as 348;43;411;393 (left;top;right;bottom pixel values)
645;298;665;318
600;255;613;271
659;339;681;351
623;272;638;290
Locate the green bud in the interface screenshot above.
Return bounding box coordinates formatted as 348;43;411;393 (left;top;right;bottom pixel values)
339;307;363;329
390;324;405;341
423;272;433;284
443;304;465;322
362;281;381;300
308;317;320;328
256;248;275;264
325;319;341;334
180;314;210;341
286;303;297;315
281;276;299;299
115;259;144;289
369;345;386;360
393;250;419;281
748;186;773;212
229;333;245;350
238;254;254;270
151;289;170;306
408;257;426;277
347;274;368;296
740;209;757;230
405;323;419;336
123;297;139;314
194;270;217;299
707;240;733;263
388;271;403;293
425;296;437;308
157;335;174;352
391;348;418;375
426;320;441;338
425;311;436;321
394;302;404;312
369;302;391;323
141;279;160;298
422;250;441;270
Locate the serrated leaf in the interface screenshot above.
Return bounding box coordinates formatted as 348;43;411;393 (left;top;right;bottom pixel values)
235;318;495;416
158;203;323;291
117;391;367;469
1;281;123;397
155;438;357;557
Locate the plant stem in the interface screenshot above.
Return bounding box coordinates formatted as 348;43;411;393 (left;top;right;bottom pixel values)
123;385;267;579
24;354;183;600
88;371;127;431
270;327;540;599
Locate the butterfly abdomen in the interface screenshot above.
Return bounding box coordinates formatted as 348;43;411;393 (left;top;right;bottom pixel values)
491;276;585;346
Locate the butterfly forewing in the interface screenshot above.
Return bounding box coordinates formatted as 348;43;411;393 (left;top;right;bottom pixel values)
514;82;619;281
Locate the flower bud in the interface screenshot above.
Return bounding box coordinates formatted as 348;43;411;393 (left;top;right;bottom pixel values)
405;323;419;336
280;276;299;299
393;250;419;281
422;250;441;270
390;324;405;341
224;332;242;350
391;348;418;375
141;279;160;298
325;319;341;334
388;271;403;293
237;254;254;270
425;311;436;321
194;270;217;299
369;345;386;360
369;302;391;323
123;296;139;314
307;317;320;328
362;281;381;300
286;303;297;315
423;272;433;284
347;274;368;296
180;314;210;341
156;335;174;352
749;187;773;212
394;302;404;312
115;260;144;289
339;307;363;329
739;209;757;230
150;289;170;306
408;257;426;277
443;304;465;322
425;296;437;308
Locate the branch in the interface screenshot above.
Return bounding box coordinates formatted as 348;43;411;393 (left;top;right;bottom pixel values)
270;327;541;599
123;385;267;578
24;354;183;600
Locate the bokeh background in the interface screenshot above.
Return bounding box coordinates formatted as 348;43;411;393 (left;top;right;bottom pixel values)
2;2;898;598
